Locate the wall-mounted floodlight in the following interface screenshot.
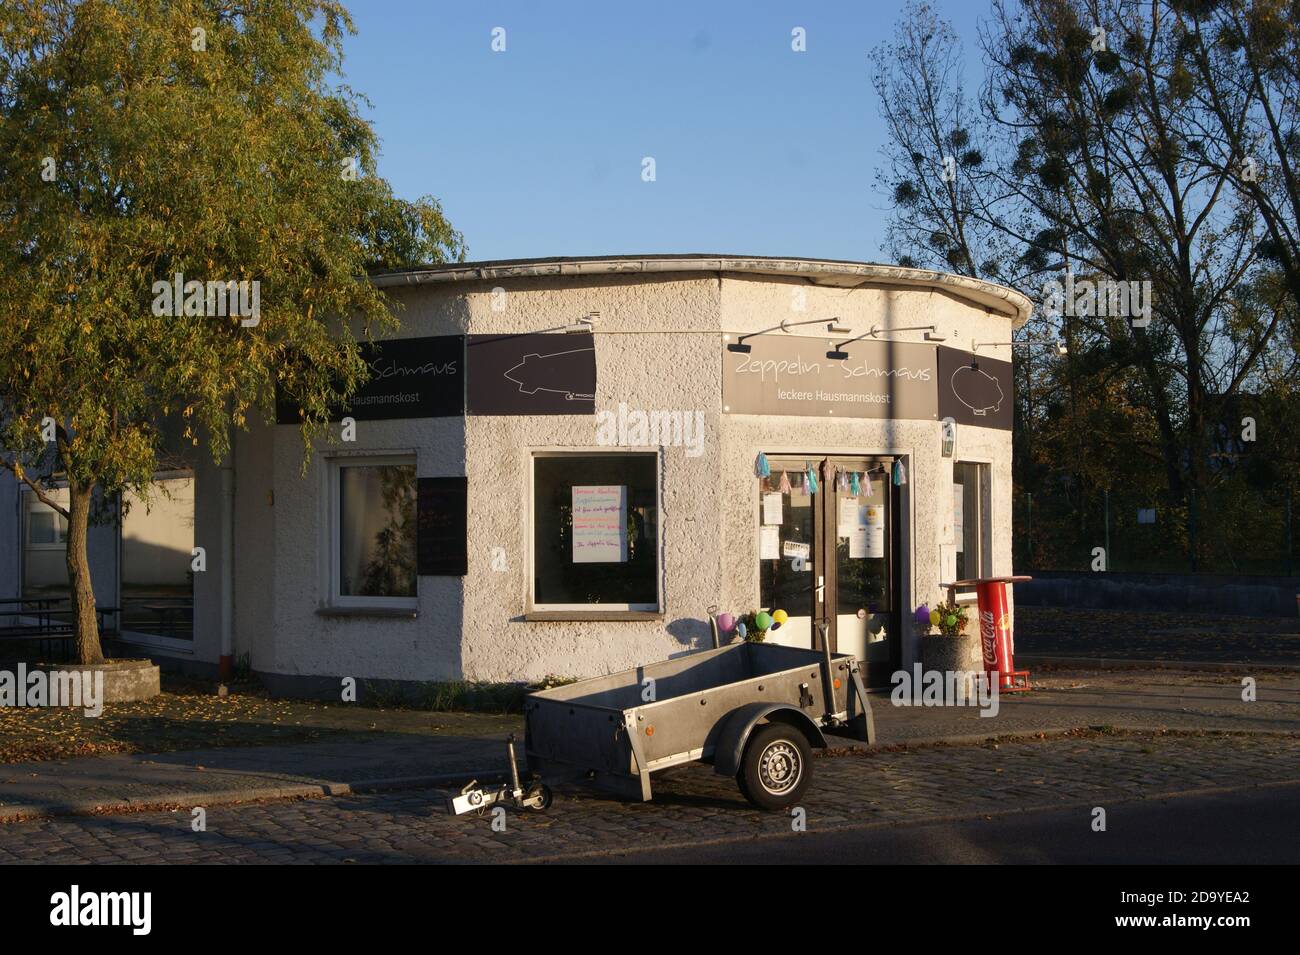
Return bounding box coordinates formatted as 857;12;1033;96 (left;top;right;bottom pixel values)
973;338;1067;355
727;317;853;353
565;311;600;334
828;323;940;359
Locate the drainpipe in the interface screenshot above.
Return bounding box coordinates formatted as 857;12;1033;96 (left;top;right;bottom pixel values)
218;462;235;680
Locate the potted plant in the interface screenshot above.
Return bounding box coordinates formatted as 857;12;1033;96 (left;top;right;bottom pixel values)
918;600;983;680
738;610;774;643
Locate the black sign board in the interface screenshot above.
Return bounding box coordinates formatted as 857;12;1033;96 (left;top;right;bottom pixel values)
466;333;596;415
417;476;468;576
937;346;1014;430
276;335;464;423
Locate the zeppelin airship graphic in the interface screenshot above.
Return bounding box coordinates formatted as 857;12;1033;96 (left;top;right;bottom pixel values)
503;347;596;401
949;362;1004;416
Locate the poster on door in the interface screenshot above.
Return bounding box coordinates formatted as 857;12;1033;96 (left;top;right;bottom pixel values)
572;485;627;563
840;500;885;559
861;503;885;559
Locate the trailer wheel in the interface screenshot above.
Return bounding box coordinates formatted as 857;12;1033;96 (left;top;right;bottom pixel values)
737;723;812;811
524;781;553;812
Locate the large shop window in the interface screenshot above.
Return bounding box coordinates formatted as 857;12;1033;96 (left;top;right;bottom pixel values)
330;457;418;607
120;474;196;641
22;489;70;599
532;453;659;611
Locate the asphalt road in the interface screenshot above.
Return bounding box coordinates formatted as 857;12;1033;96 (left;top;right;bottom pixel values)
580;781;1300;864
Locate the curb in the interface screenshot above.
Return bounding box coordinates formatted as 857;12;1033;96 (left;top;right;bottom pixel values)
0;770;501;825
1016;654;1300;673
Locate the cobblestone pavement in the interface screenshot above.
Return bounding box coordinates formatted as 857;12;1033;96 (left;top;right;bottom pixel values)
0;670;1295;823
1;731;1296;863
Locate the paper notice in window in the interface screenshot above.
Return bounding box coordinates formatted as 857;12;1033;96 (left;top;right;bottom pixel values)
847;526;865;558
572;485;627;563
760;525;780;560
762;492;783;526
837;501;857;537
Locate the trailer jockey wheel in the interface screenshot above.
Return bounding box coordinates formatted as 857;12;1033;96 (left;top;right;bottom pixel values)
737;723;813;811
524;781;553;812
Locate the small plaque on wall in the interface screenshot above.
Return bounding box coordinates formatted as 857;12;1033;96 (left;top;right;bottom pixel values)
417;477;468;576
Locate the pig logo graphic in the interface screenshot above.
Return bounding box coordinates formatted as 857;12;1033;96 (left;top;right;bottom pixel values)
950;363;1004;416
503;347;596;401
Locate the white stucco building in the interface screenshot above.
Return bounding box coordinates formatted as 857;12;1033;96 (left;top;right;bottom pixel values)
0;255;1031;693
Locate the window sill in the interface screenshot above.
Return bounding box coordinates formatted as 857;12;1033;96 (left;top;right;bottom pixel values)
524;610;664;622
316;606;419;619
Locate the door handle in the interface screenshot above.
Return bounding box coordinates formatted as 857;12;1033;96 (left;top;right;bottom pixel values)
816;575;825;601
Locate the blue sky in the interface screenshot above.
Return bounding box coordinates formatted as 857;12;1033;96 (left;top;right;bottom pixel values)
340;0;986;264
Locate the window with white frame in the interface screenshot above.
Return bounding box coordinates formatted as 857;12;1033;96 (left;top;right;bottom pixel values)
27;503;68;547
328;457;418;607
531;452;659;610
22;489;70;598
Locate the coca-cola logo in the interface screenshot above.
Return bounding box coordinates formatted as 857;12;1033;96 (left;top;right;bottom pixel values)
979;610;997;665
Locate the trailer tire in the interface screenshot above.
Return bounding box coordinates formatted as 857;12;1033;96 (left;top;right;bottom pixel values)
524;781;553;812
737;722;813;811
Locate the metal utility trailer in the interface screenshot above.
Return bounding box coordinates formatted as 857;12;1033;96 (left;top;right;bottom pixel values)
517;632;874;811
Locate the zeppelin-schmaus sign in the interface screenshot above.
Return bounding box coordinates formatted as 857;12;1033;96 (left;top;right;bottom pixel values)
723;335;940;421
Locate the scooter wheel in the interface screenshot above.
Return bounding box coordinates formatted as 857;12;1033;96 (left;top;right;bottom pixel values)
524;782;553;812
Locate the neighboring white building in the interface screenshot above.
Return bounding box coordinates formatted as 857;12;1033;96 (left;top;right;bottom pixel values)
0;255;1030;693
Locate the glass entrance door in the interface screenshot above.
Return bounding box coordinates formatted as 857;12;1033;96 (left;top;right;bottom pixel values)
757;459;817;650
759;455;899;684
829;457;895;678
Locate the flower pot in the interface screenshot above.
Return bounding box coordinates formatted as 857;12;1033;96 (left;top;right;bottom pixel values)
920;632;983;676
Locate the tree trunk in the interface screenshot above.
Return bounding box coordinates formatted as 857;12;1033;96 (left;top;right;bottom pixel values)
65;479;104;665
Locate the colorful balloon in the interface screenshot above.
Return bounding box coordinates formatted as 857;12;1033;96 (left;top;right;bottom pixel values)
754;611;773;631
772;609;788;625
929;609;941;627
716;612;736;633
914;604;930;626
737;621;748;639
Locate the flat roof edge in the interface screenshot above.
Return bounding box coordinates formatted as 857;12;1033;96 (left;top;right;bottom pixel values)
369;255;1033;327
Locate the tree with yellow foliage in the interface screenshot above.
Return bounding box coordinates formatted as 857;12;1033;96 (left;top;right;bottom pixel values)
0;0;462;663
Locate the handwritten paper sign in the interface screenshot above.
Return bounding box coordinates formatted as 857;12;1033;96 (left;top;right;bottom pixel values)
572;485;627;563
763;492;784;526
760;525;781;560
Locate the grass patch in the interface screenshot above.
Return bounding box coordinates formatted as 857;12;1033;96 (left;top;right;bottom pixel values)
0;674;524;764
